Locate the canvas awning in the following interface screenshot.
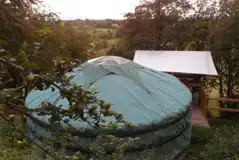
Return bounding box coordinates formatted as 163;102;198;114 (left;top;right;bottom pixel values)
133;50;218;76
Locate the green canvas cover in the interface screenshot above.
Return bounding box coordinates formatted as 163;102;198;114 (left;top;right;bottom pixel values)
25;56;192;159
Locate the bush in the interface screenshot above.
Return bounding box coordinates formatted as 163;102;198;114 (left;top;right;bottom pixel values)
186;120;239;160
200;123;239;160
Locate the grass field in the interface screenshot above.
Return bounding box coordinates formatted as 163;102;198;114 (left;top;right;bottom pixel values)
89;27;120;57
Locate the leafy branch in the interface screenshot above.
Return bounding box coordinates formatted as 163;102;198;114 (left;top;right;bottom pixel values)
0;49;138;159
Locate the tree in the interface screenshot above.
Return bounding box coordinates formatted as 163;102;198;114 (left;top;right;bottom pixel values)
0;0;94;85
205;0;239;113
0;1;141;159
120;0;191;54
119;0;239;111
35;22;92;71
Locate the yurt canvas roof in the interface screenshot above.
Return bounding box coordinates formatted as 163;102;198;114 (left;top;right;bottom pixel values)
25;56;192;129
25;56;192;159
133;50;218;76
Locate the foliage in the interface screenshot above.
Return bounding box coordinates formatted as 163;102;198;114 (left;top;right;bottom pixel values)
35;22;92;71
0;148;23;160
1;118;239;160
118;0;239;107
0;50;142;159
120;0;191;51
85;28;119;57
185;119;239;160
1;0;239;159
0;0;94;74
0;123;30;160
0;0;140;160
67;19;122;29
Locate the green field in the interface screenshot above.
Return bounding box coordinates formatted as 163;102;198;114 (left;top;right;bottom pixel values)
89;28;120;57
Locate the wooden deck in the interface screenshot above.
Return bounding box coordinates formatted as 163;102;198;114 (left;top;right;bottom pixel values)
192;106;210;128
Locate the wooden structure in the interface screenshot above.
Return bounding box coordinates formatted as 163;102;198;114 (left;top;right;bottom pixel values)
173;74;239;123
204;97;239;116
133;50;219;128
171;73;210;127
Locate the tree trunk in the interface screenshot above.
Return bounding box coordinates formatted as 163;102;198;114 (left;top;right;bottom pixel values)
219;74;224;108
151;18;157;50
227;57;233;98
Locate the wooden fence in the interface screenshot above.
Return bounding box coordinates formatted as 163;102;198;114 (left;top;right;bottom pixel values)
203;97;239;117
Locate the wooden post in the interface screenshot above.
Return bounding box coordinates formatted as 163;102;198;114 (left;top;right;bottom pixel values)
199;85;207;117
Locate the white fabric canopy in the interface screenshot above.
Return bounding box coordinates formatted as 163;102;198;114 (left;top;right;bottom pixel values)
133;50;218;76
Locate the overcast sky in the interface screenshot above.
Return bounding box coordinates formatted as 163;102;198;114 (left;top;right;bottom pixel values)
43;0;141;20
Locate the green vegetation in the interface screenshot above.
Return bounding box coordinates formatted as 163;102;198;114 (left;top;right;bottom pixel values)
0;119;238;160
0;0;239;159
88;27;120;57
186;119;239;160
114;0;239;109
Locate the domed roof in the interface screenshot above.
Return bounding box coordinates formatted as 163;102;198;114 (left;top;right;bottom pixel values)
25;56;192;131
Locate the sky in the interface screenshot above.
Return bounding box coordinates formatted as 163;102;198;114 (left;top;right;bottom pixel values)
43;0;141;20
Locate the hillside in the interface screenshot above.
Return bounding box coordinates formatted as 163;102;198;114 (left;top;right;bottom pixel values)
64;19;122;58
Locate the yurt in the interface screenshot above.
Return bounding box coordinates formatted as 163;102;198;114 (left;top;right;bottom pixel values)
25;56;192;160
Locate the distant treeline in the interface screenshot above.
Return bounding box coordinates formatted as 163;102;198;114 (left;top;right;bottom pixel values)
65;19;123;29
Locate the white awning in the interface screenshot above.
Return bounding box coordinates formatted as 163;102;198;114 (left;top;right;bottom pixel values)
133;50;218;76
